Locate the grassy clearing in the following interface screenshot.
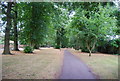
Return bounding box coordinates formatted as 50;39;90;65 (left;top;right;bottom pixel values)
2;48;63;79
68;49;118;79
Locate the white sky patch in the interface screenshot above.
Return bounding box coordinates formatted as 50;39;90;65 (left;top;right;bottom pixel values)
113;0;120;11
54;5;58;8
0;17;5;36
106;35;120;40
113;0;120;7
69;11;75;17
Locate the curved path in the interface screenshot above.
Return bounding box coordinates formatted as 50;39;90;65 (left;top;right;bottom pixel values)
59;50;96;79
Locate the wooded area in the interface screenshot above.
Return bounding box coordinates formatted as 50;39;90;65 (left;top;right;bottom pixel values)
0;1;119;80
0;2;120;56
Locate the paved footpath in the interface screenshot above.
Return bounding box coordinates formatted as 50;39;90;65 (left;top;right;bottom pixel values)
59;50;96;79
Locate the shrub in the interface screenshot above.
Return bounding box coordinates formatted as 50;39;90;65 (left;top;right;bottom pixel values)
97;38;120;54
81;48;89;53
24;46;33;53
54;45;60;49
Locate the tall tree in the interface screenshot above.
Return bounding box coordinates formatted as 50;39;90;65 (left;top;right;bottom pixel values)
3;2;13;54
18;2;53;48
52;3;69;48
13;2;19;51
69;3;117;56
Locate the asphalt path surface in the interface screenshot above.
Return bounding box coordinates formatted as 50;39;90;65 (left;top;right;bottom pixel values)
59;50;96;79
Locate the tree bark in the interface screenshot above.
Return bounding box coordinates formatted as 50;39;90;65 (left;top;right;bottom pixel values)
13;3;19;51
3;2;13;54
86;43;91;57
34;44;39;49
86;39;97;57
56;30;61;49
89;50;92;57
60;27;65;48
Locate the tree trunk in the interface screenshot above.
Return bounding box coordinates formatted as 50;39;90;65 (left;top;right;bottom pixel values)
60;27;65;48
3;2;13;54
86;39;97;57
13;3;19;51
34;44;39;49
89;50;92;57
86;42;91;56
56;30;61;49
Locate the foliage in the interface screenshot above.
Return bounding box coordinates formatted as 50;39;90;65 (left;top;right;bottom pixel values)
1;2;119;55
24;46;33;53
18;2;53;47
68;3;117;56
0;40;4;44
51;3;70;48
54;45;60;49
98;38;120;54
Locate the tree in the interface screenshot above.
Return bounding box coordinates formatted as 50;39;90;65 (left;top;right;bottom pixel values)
52;3;69;48
2;2;13;54
69;3;117;56
13;2;19;51
1;2;119;55
18;2;53;49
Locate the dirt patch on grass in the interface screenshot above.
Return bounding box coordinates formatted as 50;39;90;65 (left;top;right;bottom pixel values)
2;48;63;79
68;49;118;79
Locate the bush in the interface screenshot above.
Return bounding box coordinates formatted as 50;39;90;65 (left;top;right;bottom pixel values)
24;46;33;53
54;45;60;49
97;38;120;54
81;48;89;53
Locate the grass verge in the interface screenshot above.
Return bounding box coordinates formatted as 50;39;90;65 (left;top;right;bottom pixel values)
2;48;63;79
68;49;118;79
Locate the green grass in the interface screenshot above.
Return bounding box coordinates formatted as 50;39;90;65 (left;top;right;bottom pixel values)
2;48;63;79
69;49;118;79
